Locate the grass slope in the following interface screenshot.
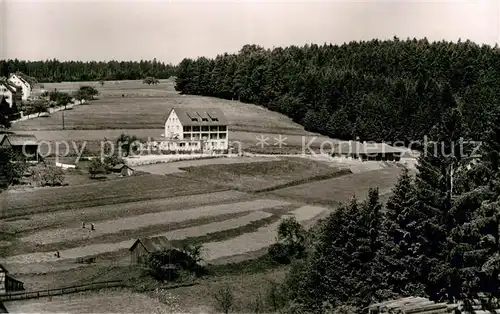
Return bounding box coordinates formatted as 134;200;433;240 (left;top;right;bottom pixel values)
0;174;227;218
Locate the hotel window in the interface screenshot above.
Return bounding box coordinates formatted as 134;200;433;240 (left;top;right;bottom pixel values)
184;133;192;139
210;126;218;132
219;126;227;131
219;133;227;139
201;133;209;139
201;126;209;132
183;126;191;132
210;133;217;139
193;126;200;132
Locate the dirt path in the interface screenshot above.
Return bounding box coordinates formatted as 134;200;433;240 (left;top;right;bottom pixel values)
4;211;274;267
20;199;290;245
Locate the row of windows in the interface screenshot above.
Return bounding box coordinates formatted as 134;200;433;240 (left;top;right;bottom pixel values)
183;133;227;140
178;141;226;147
183;126;227;132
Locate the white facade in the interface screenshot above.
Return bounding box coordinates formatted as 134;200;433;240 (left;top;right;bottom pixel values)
0;83;14;107
163;109;229;152
8;75;30;101
164;109;183;139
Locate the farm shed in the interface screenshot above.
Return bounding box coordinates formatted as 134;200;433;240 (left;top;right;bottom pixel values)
367;296;457;314
129;236;175;265
109;163;134;176
0;264;24;294
0;133;40;162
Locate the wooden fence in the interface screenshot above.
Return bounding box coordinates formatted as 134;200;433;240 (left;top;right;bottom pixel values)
0;280;124;302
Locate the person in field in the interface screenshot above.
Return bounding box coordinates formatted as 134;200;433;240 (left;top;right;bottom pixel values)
82;222;85;228
91;223;95;231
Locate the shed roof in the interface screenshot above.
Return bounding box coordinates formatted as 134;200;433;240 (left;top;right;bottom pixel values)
129;236;174;253
2;134;38;146
168;108;228;126
333;141;407;155
0;264;9;273
110;163;132;171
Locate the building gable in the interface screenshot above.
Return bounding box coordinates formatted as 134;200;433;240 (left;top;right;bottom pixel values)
8;75;29;90
0;134;11;147
166;108;228;127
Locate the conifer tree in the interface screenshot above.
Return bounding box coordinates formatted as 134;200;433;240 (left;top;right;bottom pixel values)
413;107;470;301
381;167;426;296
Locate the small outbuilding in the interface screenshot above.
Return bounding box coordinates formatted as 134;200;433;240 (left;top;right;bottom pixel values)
0;133;40;162
109;163;134;176
0;264;24;294
129;236;175;265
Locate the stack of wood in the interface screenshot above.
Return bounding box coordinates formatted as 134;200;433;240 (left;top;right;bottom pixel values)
367;296;457;314
457;293;500;314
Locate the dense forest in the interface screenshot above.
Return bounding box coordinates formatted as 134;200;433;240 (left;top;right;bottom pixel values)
175;38;500;144
0;59;177;83
261;108;500;313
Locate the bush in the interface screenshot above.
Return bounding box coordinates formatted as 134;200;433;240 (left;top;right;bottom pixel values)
140;249;196;281
268;243;292;264
212;284;235;314
265;280;287;312
31;165;65;186
248;293;265;313
88;158;106;179
268;217;307;264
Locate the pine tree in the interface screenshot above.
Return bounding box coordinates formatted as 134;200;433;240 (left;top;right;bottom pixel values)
448;117;500;307
412;107;470;301
380;167;426;296
288;191;389;311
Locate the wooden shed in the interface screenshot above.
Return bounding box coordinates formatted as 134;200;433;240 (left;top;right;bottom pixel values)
129;236;175;265
0;133;40;162
0;264;24;294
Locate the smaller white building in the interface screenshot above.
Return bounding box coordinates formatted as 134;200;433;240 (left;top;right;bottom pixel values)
8;74;31;101
0;80;20;108
162;108;229;152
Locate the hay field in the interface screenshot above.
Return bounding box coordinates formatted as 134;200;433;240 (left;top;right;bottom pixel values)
270;167;404;205
0;173;229;218
13;79;310;134
3;288;168;313
11;79;334;155
174;157;350;192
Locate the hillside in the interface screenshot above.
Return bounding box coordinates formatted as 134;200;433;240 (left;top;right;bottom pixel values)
174;39;500;144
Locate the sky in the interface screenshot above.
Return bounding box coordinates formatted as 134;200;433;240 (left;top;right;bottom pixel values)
1;0;499;64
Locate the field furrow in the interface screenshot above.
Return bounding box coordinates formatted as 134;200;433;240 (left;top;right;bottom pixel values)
4;210;275;266
20;199;290;245
2;190;249;233
202;205;327;261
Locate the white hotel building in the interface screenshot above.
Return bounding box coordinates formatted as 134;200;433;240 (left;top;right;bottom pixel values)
158;108;229;152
